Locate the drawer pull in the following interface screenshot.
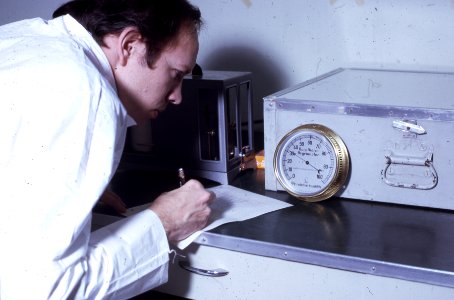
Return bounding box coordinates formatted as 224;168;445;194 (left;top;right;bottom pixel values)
179;260;229;277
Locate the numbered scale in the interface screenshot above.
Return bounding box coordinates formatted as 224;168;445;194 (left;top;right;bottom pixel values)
273;124;350;202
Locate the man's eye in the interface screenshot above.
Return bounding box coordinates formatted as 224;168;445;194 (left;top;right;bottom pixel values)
175;70;187;81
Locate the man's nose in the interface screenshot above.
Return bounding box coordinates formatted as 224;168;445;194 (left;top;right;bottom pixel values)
168;83;183;105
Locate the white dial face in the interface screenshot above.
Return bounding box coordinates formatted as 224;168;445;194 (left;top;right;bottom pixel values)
275;130;337;196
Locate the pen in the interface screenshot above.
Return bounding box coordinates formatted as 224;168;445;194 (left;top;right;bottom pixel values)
178;168;186;186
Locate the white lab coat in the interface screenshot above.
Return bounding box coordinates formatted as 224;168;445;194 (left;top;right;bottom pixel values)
0;15;169;299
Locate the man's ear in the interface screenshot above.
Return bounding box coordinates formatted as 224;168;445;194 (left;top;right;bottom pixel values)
116;27;144;66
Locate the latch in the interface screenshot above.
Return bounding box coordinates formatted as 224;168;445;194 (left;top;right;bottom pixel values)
392;119;426;135
383;119;437;189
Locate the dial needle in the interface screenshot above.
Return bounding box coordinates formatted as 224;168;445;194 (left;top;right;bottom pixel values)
293;153;321;173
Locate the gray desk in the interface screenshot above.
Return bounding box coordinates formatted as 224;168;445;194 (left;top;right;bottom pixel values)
205;170;454;288
108;168;454;297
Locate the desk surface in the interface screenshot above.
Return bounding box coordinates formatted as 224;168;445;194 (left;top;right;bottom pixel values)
109;168;454;288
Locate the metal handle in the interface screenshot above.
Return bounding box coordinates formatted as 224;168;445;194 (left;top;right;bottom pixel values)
381;154;438;190
178;260;229;277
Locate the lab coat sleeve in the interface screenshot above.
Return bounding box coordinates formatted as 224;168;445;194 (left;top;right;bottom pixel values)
86;209;170;299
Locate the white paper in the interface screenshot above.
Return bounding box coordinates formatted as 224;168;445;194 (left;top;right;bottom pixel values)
177;185;292;249
122;185;292;249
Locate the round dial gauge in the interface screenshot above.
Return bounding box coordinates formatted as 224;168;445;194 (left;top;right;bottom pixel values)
273;124;349;202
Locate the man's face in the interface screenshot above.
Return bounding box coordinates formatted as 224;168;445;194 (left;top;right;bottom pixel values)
114;26;199;124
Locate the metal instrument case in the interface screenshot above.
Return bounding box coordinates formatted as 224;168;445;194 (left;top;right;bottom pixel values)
264;68;454;210
123;71;254;184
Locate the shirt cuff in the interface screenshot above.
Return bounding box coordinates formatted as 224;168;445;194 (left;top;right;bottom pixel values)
89;208;170;298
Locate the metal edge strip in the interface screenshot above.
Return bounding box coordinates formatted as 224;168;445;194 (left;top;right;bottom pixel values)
275;99;454;121
196;232;454;289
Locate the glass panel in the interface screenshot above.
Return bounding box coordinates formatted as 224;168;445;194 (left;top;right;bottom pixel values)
226;86;238;160
198;88;219;161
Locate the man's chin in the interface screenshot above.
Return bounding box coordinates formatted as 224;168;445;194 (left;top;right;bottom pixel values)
150;110;159;119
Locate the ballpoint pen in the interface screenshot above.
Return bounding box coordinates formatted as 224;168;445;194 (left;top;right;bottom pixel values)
178;168;186;187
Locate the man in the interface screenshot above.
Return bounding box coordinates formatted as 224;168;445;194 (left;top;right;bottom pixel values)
0;0;214;299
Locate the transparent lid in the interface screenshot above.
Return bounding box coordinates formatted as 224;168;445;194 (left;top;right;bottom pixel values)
278;68;454;111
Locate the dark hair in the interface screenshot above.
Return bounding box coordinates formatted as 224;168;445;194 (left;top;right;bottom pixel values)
53;0;202;66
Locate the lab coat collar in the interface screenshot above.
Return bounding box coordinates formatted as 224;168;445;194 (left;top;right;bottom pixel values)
54;15;139;128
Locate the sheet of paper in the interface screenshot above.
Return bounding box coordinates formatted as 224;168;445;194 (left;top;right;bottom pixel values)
176;184;292;249
122;185;292;249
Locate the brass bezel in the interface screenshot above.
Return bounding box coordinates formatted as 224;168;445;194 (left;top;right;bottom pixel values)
273;124;350;202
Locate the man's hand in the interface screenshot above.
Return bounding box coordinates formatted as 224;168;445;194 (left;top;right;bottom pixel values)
149;179;215;243
99;189;127;214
